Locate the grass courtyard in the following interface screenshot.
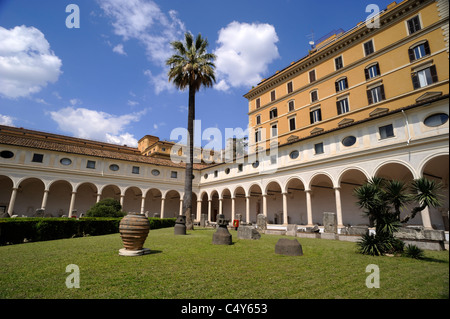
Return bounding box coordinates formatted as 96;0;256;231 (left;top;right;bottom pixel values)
0;227;448;299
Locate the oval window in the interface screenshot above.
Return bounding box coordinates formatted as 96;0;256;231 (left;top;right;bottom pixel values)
0;150;14;159
225;168;230;174
342;136;357;147
424;113;449;127
289;150;299;159
60;158;72;165
151;169;160;176
109;164;119;171
252;161;259;168
203;174;208;179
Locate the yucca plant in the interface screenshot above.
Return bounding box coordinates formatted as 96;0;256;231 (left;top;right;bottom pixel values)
402;244;425;259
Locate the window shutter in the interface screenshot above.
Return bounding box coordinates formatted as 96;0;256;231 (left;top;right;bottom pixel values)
367;90;373;105
336;101;342;115
364;68;369;80
335;81;340;92
424;41;431;55
408;48;415;62
407;20;414;34
344;78;348;89
380;85;386;100
318;109;322;122
376;63;381;76
411;72;420;89
430;65;438;83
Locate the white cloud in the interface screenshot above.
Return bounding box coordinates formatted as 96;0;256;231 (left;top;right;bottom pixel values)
0;25;62;99
112;43;127;55
49;107;144;147
144;69;174;95
214;22;280;91
0;114;15;126
98;0;185;67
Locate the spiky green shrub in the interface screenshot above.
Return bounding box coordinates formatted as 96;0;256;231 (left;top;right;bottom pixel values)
402;244;425;259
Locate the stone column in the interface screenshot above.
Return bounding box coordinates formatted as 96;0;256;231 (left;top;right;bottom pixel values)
334;187;343;227
231;196;236;221
208;199;212;222
262;194;267;217
68;191;77;217
41;189;49;210
219;198;223;216
421;206;433;229
246;196;250;223
7;187;18;216
282;192;288;225
120;194;125;208
140;196;146;215
196;199;202;221
179;198;183;216
96;193;101;203
305;190;313;226
160;197;165;218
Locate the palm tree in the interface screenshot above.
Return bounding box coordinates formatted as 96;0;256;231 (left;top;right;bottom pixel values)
166;32;216;230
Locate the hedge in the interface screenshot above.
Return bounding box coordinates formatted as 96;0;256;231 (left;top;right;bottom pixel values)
0;217;176;245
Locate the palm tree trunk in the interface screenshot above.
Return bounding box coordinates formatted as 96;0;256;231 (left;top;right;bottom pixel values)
183;83;195;230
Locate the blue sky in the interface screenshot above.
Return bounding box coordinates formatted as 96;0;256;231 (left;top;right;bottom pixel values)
0;0;394;148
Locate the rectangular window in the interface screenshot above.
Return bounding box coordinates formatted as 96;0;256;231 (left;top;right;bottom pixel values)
287;81;293;94
365;63;380;80
336;98;350;115
269;108;278;119
238;164;243;172
171;171;178;178
270;90;276;102
256;98;261;109
335;78;348;92
309;70;316;83
271;123;278;137
256;115;261;125
288;100;295;112
132;166;140;174
270;155;277;165
314;143;324;155
407;15;421;35
310;108;322;124
408;41;430;61
335;56;343;70
214;170;218;178
379;124;394;139
289;117;296;131
364;40;375;56
310;91;318;103
87;160;96;169
255;128;261;142
412;65;438;89
32;153;44;163
367;85;386;104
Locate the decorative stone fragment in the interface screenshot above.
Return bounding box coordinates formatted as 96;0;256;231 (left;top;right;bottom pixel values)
275;238;303;256
212;214;232;245
238;226;261;240
256;214;267;231
174;215;187;235
323;212;337;233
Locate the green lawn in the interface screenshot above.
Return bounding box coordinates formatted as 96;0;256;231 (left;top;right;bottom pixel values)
0;228;448;299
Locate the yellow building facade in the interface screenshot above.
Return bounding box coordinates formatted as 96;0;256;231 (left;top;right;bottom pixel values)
245;0;449;150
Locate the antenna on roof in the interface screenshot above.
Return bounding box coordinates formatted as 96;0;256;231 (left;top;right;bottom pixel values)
306;30;316;49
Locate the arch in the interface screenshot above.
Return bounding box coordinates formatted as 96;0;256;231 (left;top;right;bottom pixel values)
100;184;122;202
221;188;232;220
420;153;449;230
164;190;181;218
337;167;370;186
15;177;45;217
144;188;162;217
0;175;14;217
48;179;74;191
285;177;307;225
309;173;335;225
123;186;143;213
74;182;98;215
284;175;307;194
372;160;418;180
264;179;282;195
246;182;263;197
46;180;73;217
308;171;336;190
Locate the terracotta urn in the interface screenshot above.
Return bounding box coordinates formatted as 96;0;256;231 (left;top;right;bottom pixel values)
119;212;151;256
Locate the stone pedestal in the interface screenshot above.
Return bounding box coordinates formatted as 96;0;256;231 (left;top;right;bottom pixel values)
200;213;207;227
174;215;187;235
119;248;151;256
256;214;267;231
275;238;303;256
323;212;337;233
238;226;261;240
212;214;232;245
